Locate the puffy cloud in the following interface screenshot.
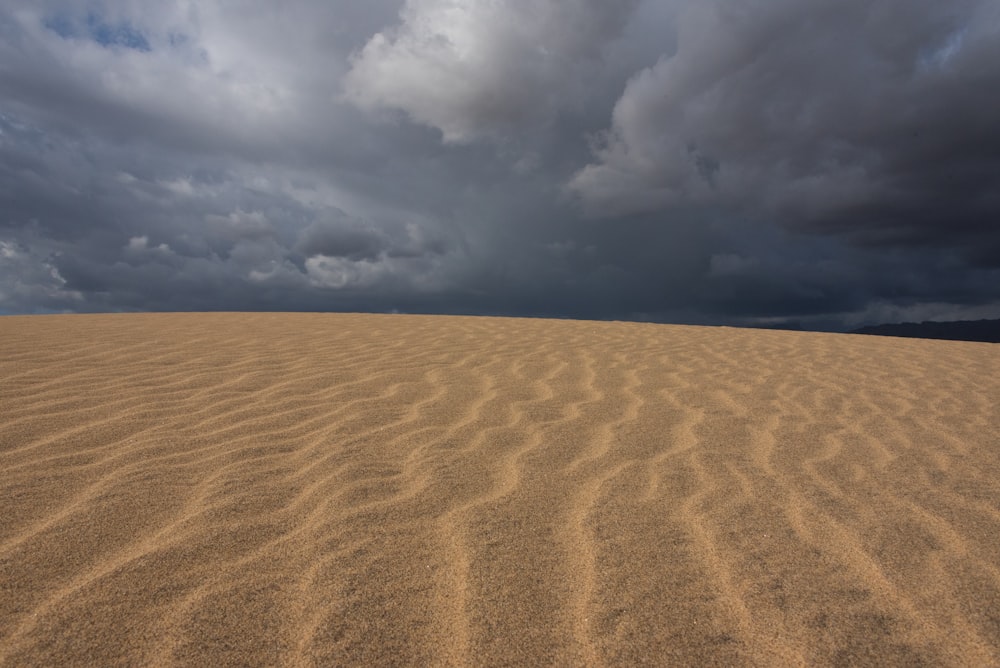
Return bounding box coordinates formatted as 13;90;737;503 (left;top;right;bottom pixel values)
570;0;1000;262
344;0;639;142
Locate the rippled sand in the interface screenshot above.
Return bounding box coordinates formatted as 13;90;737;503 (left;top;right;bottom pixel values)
2;313;999;666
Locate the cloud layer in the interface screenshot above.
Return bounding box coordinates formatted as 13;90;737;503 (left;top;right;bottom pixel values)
570;0;1000;259
2;0;999;327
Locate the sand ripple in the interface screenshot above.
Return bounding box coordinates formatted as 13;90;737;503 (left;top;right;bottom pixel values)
2;313;999;666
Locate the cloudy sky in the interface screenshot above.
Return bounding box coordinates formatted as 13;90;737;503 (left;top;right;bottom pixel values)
2;0;999;328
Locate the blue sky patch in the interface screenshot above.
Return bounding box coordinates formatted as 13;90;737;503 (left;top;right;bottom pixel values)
43;12;151;52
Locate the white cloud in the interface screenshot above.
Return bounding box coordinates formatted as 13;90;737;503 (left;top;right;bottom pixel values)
159;177;196;196
344;0;639;142
1;1;342;153
126;235;172;254
305;255;383;289
304;247;449;291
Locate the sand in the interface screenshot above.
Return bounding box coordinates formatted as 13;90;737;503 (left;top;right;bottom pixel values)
1;312;999;666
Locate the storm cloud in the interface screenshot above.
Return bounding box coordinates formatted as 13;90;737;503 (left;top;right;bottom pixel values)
2;0;999;328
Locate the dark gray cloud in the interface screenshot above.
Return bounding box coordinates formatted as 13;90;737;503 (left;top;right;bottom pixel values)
569;1;1000;263
2;0;999;327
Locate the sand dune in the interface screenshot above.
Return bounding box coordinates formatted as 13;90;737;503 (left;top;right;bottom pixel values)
1;312;999;666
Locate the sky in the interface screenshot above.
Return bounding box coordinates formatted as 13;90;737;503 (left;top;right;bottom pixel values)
2;0;999;329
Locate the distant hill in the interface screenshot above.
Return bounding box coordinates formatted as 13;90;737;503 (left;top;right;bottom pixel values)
850;319;1000;343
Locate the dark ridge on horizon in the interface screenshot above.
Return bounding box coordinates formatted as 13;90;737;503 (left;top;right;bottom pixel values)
851;319;1000;344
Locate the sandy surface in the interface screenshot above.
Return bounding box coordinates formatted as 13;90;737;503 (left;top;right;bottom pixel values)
1;312;999;666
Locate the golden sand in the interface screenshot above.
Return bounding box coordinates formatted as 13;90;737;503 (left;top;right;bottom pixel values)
1;312;999;666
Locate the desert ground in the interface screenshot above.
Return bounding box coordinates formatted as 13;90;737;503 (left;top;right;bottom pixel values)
1;312;999;666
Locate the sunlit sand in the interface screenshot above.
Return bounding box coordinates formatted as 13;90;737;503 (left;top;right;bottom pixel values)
2;313;999;665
